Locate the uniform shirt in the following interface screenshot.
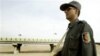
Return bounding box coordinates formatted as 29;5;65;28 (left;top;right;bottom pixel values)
61;19;96;56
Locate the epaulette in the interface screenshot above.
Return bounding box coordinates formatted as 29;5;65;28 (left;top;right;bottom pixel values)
78;20;87;25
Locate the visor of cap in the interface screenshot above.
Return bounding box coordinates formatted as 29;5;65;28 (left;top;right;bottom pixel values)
60;3;77;11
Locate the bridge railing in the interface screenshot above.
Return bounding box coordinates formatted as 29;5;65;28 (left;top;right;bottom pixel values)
0;37;60;53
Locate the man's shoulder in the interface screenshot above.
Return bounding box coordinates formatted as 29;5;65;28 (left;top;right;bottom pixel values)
78;20;91;27
79;20;93;33
76;20;86;27
78;20;87;24
77;20;93;30
79;20;91;27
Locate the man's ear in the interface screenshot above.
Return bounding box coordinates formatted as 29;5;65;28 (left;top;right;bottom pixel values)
75;9;79;16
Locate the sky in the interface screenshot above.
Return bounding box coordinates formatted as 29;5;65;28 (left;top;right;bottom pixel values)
0;0;100;42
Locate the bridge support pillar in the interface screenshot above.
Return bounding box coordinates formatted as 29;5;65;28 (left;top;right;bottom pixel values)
12;43;22;53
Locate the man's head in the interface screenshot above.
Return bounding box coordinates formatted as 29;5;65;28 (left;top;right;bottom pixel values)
60;1;81;21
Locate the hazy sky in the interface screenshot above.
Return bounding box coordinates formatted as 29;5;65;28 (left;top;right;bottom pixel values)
0;0;100;42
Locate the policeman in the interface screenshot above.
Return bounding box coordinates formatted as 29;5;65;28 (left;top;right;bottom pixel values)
55;1;97;56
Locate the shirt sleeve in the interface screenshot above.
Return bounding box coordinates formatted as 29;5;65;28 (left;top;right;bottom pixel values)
82;21;93;44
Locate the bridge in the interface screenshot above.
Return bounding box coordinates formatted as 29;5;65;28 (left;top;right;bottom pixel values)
0;37;59;54
0;37;99;54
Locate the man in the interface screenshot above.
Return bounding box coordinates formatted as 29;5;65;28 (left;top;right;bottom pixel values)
55;1;97;56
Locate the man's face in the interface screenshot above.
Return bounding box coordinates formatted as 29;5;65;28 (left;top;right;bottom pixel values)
64;7;77;20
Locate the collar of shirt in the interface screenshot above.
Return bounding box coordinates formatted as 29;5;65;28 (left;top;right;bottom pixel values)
68;19;79;29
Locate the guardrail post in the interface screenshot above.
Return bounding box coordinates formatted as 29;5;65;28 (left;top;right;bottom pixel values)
12;43;19;55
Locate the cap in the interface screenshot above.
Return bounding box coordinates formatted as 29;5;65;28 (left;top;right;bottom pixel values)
60;1;81;11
